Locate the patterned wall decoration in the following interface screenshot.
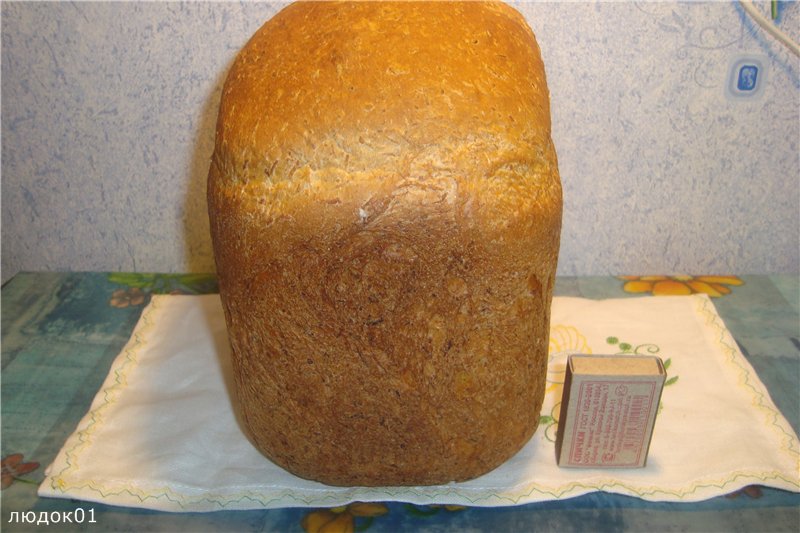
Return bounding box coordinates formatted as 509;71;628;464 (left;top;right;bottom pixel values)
2;1;797;282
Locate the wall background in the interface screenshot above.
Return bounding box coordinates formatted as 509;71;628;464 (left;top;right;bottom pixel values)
2;1;798;283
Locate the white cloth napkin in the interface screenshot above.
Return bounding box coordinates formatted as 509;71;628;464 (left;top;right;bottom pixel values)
39;294;799;512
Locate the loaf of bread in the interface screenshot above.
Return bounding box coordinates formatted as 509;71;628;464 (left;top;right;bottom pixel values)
208;0;562;486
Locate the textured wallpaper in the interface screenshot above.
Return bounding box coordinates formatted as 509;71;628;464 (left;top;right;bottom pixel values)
2;1;798;283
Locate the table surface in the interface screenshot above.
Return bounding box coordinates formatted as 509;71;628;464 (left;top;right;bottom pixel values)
2;272;798;532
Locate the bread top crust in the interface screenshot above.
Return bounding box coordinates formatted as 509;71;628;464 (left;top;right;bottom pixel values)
213;1;552;178
210;0;561;270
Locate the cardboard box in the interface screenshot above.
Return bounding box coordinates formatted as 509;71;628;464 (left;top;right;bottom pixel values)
555;354;665;468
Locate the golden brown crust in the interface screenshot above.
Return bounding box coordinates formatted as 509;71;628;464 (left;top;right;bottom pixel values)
208;1;562;486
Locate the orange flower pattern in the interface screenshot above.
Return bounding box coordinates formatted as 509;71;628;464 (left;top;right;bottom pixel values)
620;275;743;297
725;485;763;499
302;502;388;533
429;504;467;512
109;287;146;308
1;454;39;490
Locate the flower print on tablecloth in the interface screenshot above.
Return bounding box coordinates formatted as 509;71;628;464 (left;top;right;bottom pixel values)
408;503;467;514
300;502;466;533
725;485;764;499
109;287;146;308
302;502;388;533
619;275;743;297
1;454;39;490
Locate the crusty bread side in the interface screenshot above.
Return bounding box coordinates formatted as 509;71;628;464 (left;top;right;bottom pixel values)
208;1;562;486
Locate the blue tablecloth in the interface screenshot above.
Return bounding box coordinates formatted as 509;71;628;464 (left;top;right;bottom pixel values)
2;272;798;531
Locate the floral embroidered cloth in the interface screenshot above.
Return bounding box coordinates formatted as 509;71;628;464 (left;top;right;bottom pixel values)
38;294;799;512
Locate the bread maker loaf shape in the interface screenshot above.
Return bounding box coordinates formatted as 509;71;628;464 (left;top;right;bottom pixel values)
208;0;562;486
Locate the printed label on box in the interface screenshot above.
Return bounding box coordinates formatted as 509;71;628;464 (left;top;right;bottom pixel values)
555;354;665;468
568;380;657;467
